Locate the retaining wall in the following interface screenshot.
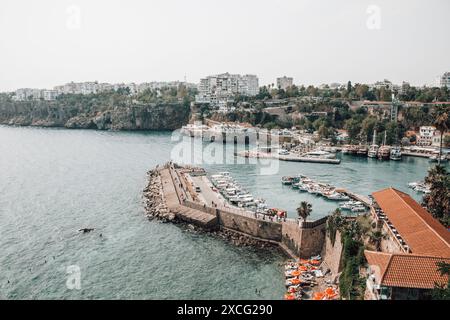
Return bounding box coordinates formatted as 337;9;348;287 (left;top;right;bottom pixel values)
217;209;282;242
281;218;327;258
322;230;344;275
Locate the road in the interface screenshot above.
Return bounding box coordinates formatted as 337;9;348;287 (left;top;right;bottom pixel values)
190;175;227;207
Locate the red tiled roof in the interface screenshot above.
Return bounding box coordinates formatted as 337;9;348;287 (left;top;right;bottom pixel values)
364;251;391;281
372;188;450;257
365;250;450;289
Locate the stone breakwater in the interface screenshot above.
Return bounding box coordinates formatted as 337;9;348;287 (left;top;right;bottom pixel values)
143;168;175;222
215;228;279;249
142;163;327;258
142;164;280;250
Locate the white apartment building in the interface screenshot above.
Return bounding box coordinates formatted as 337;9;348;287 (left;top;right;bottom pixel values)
11;80;195;101
276;76;293;90
432;131;450;148
439;72;450;88
371;79;394;91
195;73;259;107
417;126;436;146
80;82;98;95
42;90;58;100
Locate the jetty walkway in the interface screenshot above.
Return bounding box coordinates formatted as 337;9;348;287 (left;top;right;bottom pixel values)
237;150;341;165
159;165;218;229
153;163;331;259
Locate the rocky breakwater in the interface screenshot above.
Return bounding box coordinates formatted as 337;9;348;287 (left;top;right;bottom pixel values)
216;229;279;249
143;168;175;222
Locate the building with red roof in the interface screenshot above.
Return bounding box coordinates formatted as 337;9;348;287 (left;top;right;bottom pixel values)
364;188;450;299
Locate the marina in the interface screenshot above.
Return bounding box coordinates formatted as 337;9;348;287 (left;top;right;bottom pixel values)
281;175;370;214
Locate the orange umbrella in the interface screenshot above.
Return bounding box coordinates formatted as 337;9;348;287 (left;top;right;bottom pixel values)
284;293;295;300
291;278;301;285
327;293;338;300
299;266;308;271
325;288;335;295
313;292;325;300
310;260;320;265
291;270;300;277
299;259;309;264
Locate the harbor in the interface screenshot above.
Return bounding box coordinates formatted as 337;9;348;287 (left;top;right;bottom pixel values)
144;162;382;300
181;121;450;165
1;126;447;300
281;175;371;213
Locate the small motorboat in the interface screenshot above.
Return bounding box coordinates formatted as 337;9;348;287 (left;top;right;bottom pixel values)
281;176;293;185
390;146;402;161
78;228;95;233
351;206;366;213
325;192;350;201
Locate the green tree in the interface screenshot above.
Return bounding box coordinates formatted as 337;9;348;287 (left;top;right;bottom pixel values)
345;117;363;143
360;116;379;143
432;262;450;300
368;230;386;251
422;165;450;227
433;107;449;165
296;201;312;222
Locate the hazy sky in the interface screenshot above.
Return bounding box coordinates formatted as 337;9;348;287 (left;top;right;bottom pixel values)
0;0;449;91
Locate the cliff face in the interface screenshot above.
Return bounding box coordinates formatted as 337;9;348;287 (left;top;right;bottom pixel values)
0;100;190;130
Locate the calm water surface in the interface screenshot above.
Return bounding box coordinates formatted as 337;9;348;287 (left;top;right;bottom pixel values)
0;125;441;299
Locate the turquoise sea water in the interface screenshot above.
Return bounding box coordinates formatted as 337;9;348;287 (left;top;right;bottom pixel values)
0;125;441;299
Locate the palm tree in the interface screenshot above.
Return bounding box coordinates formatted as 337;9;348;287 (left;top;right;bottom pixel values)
369;230;386;251
433;108;449;165
296;201;312;223
423;165;450;226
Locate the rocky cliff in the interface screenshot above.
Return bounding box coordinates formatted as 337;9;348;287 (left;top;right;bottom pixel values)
0;100;190;130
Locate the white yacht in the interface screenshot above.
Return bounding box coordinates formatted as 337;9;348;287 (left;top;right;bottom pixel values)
304;150;336;159
368;130;379;158
390;146;402;161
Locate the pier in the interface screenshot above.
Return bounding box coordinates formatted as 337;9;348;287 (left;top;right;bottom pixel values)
144;163;329;259
159;165;218;229
336;188;372;207
236;150;341;165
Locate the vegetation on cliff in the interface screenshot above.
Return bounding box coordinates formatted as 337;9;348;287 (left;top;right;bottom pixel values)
327;209;371;300
0;86;195;130
254;82;450;103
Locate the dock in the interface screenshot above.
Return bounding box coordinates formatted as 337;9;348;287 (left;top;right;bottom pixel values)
159;166;218;229
336;188;372;207
151;163;328;259
236;150;341;165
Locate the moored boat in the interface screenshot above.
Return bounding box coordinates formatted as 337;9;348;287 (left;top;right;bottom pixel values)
390;146;402;161
357;145;368;157
378;131;390;160
378;146;391;160
281;176;294;185
368;130;379;158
